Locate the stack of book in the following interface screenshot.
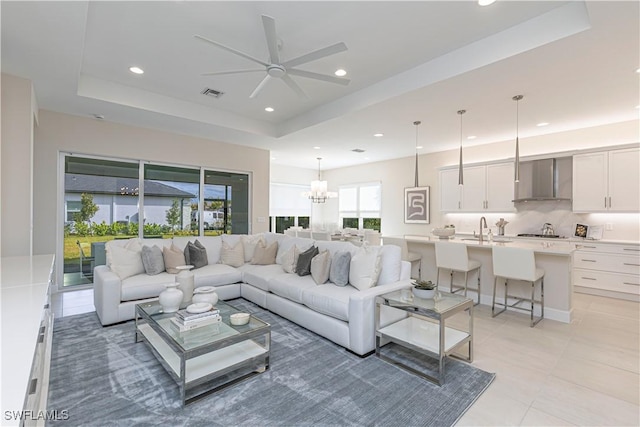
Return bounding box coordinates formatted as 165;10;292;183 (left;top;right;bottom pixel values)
169;307;221;333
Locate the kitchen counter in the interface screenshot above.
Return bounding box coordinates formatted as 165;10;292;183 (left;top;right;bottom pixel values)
384;235;574;323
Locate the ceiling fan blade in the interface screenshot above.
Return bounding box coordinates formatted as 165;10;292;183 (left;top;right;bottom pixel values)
261;15;280;64
288;69;350;85
282;42;347;68
282;74;308;99
249;75;272;99
201;69;265;76
194;34;269;67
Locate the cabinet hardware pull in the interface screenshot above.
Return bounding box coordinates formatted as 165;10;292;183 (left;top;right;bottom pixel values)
43;303;49;309
623;263;640;266
604;197;607;208
608;196;612;208
28;378;38;395
623;248;640;252
623;282;640;286
581;259;596;262
581;277;596;280
583;246;596;249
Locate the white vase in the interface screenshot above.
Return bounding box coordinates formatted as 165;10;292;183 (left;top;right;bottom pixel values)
192;286;219;306
159;283;183;313
176;265;195;305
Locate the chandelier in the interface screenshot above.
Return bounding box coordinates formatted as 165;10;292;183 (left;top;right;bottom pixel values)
303;157;337;203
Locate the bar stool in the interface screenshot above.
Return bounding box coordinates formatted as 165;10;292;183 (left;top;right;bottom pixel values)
383;237;422;280
435;241;481;304
492;246;544;327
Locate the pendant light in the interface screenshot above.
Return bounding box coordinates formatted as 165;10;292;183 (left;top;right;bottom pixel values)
303;157;337;203
513;95;523;183
413;120;421;187
457;110;466;186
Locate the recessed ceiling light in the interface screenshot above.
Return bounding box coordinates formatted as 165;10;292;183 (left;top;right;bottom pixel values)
478;0;496;5
636;105;640;109
537;122;550;127
467;135;477;140
313;146;321;150
416;146;423;149
264;107;274;112
335;69;347;77
364;157;370;160
271;157;276;160
129;66;144;75
373;133;384;137
636;68;640;73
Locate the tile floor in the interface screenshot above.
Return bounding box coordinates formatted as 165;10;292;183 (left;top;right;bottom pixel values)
51;290;639;426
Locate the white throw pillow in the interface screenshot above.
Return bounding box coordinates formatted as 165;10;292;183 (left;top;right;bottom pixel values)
311;250;331;285
280;245;299;274
220;240;245;268
242;234;264;262
349;246;382;291
108;244;145;280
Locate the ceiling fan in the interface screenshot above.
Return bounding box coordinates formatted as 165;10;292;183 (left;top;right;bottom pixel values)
194;15;350;99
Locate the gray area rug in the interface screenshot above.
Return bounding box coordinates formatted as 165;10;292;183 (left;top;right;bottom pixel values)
47;299;494;426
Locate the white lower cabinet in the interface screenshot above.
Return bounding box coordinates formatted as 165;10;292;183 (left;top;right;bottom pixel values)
573;242;640;301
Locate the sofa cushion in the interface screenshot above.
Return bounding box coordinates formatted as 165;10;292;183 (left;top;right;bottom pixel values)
276;237;314;265
242;234;264;262
184;240;208;269
240;264;287;292
220;240;245;268
296;246;318;276
141;245;165;275
263;232;286;247
251;241;278;265
141;238;172;249
121;272;174;301
280;245;299;274
311;250;331;285
349;246;382;291
163;244;186;274
197;236;222;265
377;244;402;286
192;264;243;287
171;236;193;252
301;283;356;322
269;274;317;304
108;243;145;280
316;240;359;258
329;251;351;287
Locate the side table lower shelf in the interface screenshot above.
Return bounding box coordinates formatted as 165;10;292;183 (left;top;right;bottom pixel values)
378;317;470;355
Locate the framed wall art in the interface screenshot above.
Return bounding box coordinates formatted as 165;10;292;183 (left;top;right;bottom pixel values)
404;186;430;224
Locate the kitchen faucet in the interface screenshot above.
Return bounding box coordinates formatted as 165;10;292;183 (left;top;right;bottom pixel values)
479;216;488;243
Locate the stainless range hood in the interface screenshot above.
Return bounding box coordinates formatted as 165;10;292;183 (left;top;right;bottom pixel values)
513;157;572;202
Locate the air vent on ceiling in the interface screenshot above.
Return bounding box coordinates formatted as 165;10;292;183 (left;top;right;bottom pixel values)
201;88;224;98
351;148;366;153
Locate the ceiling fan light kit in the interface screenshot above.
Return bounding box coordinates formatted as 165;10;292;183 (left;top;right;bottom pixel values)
195;15;350;99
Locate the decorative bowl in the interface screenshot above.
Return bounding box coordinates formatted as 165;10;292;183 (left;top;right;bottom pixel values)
230;312;251;326
412;287;436;299
432;228;455;238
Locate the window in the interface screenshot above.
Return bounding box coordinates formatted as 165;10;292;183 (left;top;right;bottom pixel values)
339;182;382;231
204;170;250;235
65;201;81;222
270;183;312;233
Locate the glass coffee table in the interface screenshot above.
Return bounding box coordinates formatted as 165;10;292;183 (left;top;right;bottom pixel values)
375;290;473;386
135;299;270;406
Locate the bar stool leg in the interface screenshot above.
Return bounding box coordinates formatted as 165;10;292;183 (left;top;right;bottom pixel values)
436;267;440;287
541;278;544;320
449;270;454;293
530;280;535;327
492;276;507;317
463;272;468;297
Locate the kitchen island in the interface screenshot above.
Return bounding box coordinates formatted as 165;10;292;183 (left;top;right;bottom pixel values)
390;235;574;323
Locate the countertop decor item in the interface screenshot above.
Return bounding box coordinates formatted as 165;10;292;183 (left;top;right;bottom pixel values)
412;280;437;299
159;283;183;313
192;286;219;305
432;228;455;238
495;218;509;236
185;302;213;314
230;312;251;326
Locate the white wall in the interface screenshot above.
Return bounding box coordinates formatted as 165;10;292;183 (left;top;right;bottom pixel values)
1;74;36;256
314;120;639;241
33;109;271;256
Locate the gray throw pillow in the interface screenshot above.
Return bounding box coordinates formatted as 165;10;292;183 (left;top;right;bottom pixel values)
185;240;208;269
141;245;165;275
330;251;351;286
296;245;319;276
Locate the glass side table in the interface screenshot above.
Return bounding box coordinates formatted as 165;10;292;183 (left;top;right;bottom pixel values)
375;289;473;386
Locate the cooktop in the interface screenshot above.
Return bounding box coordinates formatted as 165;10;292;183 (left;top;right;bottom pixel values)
517;233;563;238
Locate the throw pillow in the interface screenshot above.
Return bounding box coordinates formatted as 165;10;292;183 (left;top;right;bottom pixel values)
296;245;319;277
185;240;208;269
280;245;299;274
163;244;186;274
242;234;264;262
311;250;331;285
330;251;351;286
349;246;382;291
108;244;145;280
251;241;278;265
220;240;245;268
141;245;165;275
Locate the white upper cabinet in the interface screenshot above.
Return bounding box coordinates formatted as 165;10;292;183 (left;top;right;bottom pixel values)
439;162;515;212
573;148;639;212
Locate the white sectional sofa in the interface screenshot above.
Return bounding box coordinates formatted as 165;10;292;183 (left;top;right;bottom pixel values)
94;232;411;355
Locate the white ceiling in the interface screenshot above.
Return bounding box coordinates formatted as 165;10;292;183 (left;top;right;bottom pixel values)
2;1;638;170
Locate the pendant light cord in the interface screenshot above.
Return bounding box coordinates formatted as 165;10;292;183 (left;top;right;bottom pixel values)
512;95;523;182
413;121;421;188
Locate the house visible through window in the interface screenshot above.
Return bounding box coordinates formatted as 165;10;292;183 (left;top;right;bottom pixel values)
339;182;382;231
